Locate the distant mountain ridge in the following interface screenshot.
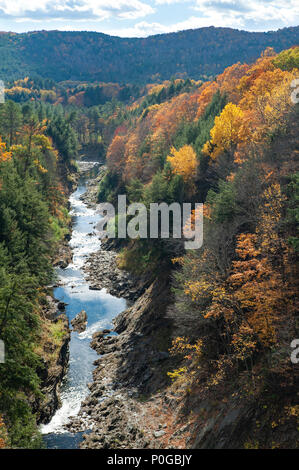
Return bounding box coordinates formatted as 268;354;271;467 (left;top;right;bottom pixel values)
0;26;299;83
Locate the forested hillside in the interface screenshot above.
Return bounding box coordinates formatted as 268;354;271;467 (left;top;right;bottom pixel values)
94;46;299;448
0;99;77;448
0;26;299;83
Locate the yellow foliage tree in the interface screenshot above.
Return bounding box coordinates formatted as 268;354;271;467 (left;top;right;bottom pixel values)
240;69;295;126
167;145;197;182
203;103;245;160
0;137;12;163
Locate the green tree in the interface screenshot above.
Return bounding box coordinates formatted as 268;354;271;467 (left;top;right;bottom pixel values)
0;101;22;147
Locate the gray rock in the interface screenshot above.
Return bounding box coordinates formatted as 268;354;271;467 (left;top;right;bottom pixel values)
71;310;88;333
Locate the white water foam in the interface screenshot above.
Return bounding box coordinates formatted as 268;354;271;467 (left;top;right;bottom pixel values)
40;388;84;434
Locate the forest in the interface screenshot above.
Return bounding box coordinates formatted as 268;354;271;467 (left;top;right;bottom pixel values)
0;96;78;447
0;44;298;449
0;26;299;83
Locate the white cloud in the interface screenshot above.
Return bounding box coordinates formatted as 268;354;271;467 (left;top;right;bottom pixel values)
0;0;154;22
105;20;167;36
154;0;190;4
0;0;298;35
102;15;241;37
105;8;249;37
192;0;299;30
176;13;244;29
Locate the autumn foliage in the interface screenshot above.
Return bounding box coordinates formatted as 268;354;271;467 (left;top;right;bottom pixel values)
167;145;197;182
102;46;299;408
202;103;245;159
0;138;11;163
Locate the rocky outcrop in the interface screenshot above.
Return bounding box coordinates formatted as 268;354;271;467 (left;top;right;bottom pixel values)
71;310;88;333
84;249;147;302
53;241;72;269
90;274;174;394
79;165;107;208
37;317;70;424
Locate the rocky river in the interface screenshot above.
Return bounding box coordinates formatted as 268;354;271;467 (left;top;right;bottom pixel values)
40;164;191;449
41;167;127;448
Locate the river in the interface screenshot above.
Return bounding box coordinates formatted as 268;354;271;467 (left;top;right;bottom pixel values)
41;169;126;449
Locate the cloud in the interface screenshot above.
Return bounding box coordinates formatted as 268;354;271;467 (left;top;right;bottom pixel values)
154;0;190;4
197;1;250;13
142;0;299;33
106;20;167;36
192;0;299;30
0;0;298;35
0;0;154;22
103;0;299;38
104;15;242;37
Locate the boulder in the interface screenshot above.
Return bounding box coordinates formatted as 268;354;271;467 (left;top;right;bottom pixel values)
57;301;67;310
71;309;88;333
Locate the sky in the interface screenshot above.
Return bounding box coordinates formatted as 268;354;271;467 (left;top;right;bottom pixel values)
0;0;298;38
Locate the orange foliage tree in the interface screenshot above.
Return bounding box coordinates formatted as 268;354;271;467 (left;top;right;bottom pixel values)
106;134;126;175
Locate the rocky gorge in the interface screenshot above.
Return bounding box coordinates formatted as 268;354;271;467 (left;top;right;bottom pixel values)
39;166;297;450
61;171;194;448
62;167;299;451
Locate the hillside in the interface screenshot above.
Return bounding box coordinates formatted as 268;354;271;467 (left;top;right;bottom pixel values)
0;26;299;83
76;46;299;449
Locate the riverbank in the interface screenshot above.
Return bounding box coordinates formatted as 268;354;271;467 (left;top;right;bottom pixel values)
83;249;146;302
33;296;71;425
63;171;193;449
